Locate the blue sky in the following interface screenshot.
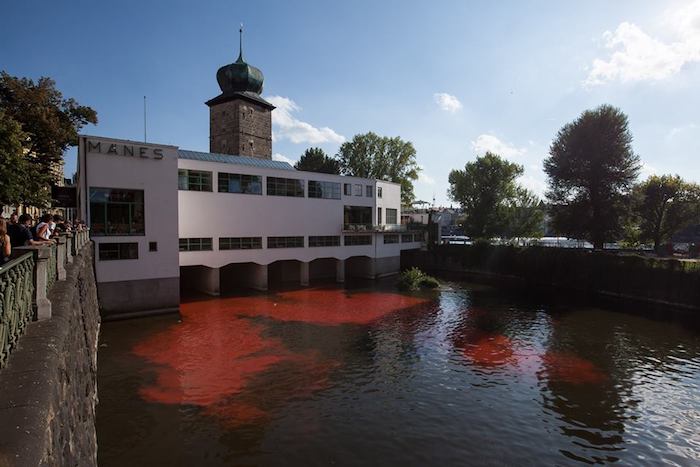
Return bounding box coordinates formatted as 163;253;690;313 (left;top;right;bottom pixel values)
2;0;699;205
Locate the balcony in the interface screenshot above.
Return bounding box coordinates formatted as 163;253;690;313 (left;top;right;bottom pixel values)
342;224;407;233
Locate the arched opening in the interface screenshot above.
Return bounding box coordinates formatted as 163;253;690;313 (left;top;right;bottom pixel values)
268;260;302;289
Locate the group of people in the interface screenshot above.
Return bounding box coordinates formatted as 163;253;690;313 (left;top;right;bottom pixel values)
0;212;85;264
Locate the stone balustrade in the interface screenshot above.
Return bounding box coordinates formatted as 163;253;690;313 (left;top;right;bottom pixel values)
0;229;91;369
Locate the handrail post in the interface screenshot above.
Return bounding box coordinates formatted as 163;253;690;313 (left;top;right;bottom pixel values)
14;246;52;320
56;237;67;281
64;232;74;264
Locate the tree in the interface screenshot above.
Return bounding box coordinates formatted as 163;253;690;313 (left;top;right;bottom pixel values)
631;175;700;251
544;104;640;249
0;72;97;207
0;110;29;206
294;147;340;174
448;152;528;239
337;132;420;205
502;188;545;240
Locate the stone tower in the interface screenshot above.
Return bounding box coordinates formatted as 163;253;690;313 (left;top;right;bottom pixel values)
206;28;274;159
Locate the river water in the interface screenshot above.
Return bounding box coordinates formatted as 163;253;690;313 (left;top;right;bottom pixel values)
97;281;700;466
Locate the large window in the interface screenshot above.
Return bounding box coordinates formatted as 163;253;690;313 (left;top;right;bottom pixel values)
344;183;352;196
89;188;145;236
178;169;212;191
267;177;304;197
402;234;414;243
98;242;138;261
384;234;399;244
308;181;341;199
219;237;262;250
309;236;340;247
344;235;372;246
267;236;304;248
386;208;398;225
344;206;373;227
218;172;262;194
366;185;373;197
179;238;213;251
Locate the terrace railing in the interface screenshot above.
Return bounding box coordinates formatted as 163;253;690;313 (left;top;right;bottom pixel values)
1;228;91;369
0;252;35;368
342;224;408;233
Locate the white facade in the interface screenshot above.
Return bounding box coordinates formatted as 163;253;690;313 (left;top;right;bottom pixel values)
79;136;422;314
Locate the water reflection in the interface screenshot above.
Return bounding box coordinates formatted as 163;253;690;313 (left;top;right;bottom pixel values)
97;282;700;466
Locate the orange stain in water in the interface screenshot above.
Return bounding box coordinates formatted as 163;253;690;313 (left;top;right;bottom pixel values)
132;287;428;425
541;351;607;384
461;332;516;367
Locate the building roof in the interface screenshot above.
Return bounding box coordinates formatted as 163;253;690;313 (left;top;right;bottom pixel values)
177;149;296;170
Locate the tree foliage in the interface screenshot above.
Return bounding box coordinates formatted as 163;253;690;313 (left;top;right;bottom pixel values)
0;110;30;206
337;132;420;205
544;104;640;248
448;152;542;239
0;72;98;207
631;175;700;250
294;147;340;174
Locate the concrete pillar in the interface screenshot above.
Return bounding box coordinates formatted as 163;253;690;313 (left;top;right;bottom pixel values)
16;246;52;320
56;237;67;281
336;259;345;283
300;262;310;287
366;258;376;280
64;233;74;264
251;264;268;291
203;267;220;296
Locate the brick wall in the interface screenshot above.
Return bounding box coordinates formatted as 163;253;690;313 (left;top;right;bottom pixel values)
209;99;272;159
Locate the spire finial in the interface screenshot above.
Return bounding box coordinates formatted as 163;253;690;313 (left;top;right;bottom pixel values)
237;23;244;62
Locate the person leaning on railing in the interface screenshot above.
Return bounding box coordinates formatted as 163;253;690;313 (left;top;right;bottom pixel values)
0;218;10;264
8;214;54;249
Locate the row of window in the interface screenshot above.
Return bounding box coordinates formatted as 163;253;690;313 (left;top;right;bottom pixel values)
178;234;422;251
179;169;384;199
97;241;157;261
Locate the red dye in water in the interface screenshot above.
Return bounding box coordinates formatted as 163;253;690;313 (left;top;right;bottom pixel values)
132;287;428;425
541;351;607;384
461;332;516;367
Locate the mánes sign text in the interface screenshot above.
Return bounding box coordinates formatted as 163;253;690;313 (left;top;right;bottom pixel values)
87;140;164;159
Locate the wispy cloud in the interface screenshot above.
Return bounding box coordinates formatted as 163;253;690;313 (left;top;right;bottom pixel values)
417;165;435;185
585;1;700;85
471;134;526;159
272;153;295;165
433;92;463;113
265;95;346;144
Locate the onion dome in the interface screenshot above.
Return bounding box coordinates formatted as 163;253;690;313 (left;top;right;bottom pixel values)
216;27;264;95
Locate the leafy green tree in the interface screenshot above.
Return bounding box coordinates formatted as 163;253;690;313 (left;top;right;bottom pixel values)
294;147;340;174
544;104;640;249
337;132;420;205
0;110;29;206
502;187;545;240
631;175;700;251
0;72;97;207
448;152;531;239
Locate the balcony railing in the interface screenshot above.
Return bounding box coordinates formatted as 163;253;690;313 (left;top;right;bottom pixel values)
0;228;91;369
342;224;408;233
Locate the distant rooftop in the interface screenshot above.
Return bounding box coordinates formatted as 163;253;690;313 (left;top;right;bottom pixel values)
178;149;295;171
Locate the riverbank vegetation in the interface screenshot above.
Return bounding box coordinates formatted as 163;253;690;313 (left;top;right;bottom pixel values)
398;267;440;291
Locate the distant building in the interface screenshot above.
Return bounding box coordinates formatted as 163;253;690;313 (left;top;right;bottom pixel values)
77;33;422;318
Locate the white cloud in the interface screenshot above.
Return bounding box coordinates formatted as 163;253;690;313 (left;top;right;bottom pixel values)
471;134;526;159
433;93;463;113
265;95;345;144
518;174;547;198
585;1;700;85
668;123;699;139
272;153;295;165
640;161;658;179
416;165;435;185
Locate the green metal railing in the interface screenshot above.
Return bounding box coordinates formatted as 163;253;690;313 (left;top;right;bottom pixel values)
0;253;35;368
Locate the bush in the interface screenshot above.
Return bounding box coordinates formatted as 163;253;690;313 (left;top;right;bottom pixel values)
398;267;439;291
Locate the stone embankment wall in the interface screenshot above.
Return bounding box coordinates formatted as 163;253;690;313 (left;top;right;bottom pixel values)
0;245;99;467
402;245;700;313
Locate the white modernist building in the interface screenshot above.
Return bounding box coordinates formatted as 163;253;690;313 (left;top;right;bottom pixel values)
77;40;422;317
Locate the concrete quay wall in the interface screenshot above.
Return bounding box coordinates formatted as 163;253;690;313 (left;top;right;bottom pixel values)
0;245;100;467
